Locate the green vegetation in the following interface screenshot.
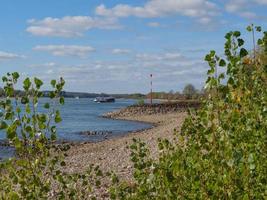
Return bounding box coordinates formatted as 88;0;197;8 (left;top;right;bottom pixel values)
182;84;198;99
0;85;201;101
149;86;203;101
137;98;145;105
0;74;102;199
0;25;266;199
110;25;267;199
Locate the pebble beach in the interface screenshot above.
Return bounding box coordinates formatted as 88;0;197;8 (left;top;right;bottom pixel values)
64;102;200;198
65;110;188;176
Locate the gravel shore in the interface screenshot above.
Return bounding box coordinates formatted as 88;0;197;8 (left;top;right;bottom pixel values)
64;107;188;199
65;111;187;176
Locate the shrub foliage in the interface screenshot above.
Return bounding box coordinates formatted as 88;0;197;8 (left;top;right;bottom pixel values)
0;74;102;199
111;25;267;199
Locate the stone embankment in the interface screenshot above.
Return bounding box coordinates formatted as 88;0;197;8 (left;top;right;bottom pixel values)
104;101;201;118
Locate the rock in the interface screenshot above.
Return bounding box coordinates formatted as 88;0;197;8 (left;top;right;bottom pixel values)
103;101;201;118
79;130;113;136
0;140;11;147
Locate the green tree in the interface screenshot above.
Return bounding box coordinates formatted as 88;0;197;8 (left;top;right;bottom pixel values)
183;83;197;99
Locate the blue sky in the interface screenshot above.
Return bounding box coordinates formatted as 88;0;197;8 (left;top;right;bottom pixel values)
0;0;266;93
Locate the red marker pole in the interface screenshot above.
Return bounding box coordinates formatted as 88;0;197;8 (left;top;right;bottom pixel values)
150;74;153;105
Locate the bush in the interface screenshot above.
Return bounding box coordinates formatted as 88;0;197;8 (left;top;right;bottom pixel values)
0;73;102;199
137;99;145;105
111;25;267;199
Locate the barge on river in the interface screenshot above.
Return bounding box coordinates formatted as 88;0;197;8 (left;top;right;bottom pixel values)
93;97;115;103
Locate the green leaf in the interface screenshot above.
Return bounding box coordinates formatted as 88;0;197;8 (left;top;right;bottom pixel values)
38;114;47;123
34;77;43;89
255;26;261;32
246;25;252;32
51;80;56;87
5;112;13;120
25;104;31;113
60;161;66;166
237;38;244;47
38;122;46;130
55;111;62;123
219;59;226;67
240;48;248;58
205;54;211;62
51;132;57;141
207;68;215;75
14;140;22;151
51;126;56;133
228;77;235;85
8;192;19;200
21;96;29;104
257;39;263;45
49;91;56;99
23;77;31;90
0;121;8;129
25;126;32;133
233;31;241;37
2;76;8;82
6;127;16;140
218;73;225;79
249;164;256;170
37;91;43;98
225;32;232;39
210;50;216;56
59;97;65;105
12;72;20;80
44;103;50;109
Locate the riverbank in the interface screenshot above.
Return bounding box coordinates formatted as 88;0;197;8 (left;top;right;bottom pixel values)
65;106;188;175
65;107;188;198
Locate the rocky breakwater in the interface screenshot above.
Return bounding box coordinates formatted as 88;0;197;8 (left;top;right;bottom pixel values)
104;101;201;118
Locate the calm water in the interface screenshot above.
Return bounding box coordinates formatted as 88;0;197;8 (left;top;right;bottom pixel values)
0;98;151;159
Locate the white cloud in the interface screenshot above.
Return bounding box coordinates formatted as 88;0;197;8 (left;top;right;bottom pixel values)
46;69;54;74
225;0;267;19
44;62;56;67
96;0;219;23
29;62;56;68
112;48;131;54
197;17;213;25
136;52;183;61
239;11;257;19
147;22;161;27
254;0;267;5
26;1;222;38
33;45;95;57
27;16;120;37
0;51;25;61
31;51;208;93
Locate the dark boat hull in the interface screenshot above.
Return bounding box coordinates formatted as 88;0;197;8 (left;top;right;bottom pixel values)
94;97;115;103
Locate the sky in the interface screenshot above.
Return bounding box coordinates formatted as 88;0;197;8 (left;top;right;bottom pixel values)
0;0;266;93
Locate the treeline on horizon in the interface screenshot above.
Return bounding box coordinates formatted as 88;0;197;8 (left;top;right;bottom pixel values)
0;84;202;100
